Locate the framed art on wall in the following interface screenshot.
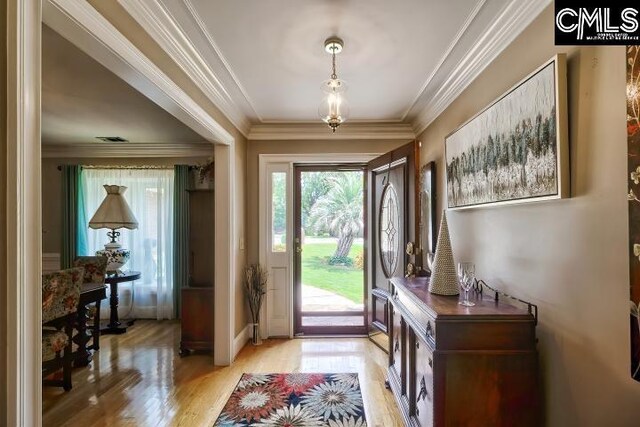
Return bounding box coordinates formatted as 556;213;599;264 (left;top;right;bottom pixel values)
445;54;569;209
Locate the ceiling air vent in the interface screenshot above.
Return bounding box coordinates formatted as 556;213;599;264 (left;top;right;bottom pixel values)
96;136;128;143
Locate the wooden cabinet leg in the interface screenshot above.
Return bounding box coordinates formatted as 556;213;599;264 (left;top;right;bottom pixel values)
107;282;121;329
93;300;101;350
179;344;190;357
73;303;92;367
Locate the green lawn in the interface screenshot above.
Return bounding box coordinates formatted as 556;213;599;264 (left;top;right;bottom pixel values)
301;240;363;303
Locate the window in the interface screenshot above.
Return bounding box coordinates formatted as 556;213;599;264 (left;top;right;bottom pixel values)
379;182;400;278
272;172;287;252
81;168;175;319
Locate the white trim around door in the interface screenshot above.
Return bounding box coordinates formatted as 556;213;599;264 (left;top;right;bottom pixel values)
4;1;238;424
5;0;42;425
214;142;236;366
257;153;380;340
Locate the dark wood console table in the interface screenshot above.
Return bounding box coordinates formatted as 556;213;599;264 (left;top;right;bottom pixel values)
388;277;539;426
101;270;141;335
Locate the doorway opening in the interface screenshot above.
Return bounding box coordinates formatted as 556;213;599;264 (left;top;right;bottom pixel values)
294;165;367;335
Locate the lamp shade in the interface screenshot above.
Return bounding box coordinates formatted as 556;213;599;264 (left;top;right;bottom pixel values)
88;185;138;230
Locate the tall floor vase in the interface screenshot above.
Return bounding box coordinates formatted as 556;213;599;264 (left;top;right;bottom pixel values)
252;323;262;346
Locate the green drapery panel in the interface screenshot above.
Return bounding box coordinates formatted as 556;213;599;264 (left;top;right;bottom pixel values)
76;169;89;256
173;165;190;318
61;165;86;268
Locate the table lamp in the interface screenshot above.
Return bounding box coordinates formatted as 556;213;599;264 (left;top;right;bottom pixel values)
88;185;138;273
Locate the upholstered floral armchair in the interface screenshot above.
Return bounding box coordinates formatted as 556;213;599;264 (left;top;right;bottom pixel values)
42;267;84;391
73;256;108;285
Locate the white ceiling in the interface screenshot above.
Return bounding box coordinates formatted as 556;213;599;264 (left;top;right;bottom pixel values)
187;0;481;122
121;0;551;134
41;24;207;145
42;0;550;143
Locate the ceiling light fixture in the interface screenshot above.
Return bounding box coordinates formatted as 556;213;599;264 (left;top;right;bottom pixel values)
319;37;349;132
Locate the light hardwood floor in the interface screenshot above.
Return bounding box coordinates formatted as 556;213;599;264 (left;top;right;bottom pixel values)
43;320;402;426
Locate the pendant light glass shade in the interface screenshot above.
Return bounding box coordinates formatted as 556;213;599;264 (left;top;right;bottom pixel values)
318;78;349;132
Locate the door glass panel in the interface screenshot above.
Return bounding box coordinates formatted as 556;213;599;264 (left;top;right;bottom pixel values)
271;172;287;252
297;169;365;333
379;183;400;278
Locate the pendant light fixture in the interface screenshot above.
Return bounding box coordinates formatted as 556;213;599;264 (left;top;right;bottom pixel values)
318;37;349;132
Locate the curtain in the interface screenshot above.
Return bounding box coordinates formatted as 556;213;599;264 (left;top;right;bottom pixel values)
173;165;190;319
76;170;89;256
82;168;175;320
61;165;82;268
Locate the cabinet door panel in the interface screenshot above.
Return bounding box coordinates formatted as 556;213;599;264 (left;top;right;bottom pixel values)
181;288;214;352
372;293;388;332
390;304;403;380
404;320;411;397
414;336;434;427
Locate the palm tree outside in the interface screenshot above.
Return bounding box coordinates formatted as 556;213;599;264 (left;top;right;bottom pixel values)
308;172;364;261
297;170;365;312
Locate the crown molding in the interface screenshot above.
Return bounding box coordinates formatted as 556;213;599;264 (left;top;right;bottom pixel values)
118;0;255;136
248;122;416;141
401;0;487;120
41;142;214;158
409;0;552;135
44;0;234;145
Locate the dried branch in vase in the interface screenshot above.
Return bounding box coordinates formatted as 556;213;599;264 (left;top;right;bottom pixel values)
244;264;268;324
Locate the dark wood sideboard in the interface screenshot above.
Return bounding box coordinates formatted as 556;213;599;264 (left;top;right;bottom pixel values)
387;277;539;427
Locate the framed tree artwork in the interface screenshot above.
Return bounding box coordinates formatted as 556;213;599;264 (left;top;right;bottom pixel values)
445;54;569;209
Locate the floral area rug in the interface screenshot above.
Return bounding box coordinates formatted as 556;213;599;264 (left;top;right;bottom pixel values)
214;373;367;426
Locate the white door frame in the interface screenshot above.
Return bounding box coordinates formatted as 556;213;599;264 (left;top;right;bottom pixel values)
40;0;237;367
6;0;42;425
214;143;236;366
5;1;238;425
258;153;380;339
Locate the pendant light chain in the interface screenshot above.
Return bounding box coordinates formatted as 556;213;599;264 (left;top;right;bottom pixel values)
331;48;337;80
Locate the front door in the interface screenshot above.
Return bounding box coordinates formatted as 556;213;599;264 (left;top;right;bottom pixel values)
293;165;367;335
367;141;420;349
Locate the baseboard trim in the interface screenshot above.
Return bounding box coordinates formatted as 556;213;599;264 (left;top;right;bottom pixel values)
233;323;251;360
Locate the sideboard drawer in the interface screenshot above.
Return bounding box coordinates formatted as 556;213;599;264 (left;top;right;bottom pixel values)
394;284;436;346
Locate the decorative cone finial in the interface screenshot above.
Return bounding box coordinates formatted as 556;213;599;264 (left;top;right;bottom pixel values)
428;210;459;296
